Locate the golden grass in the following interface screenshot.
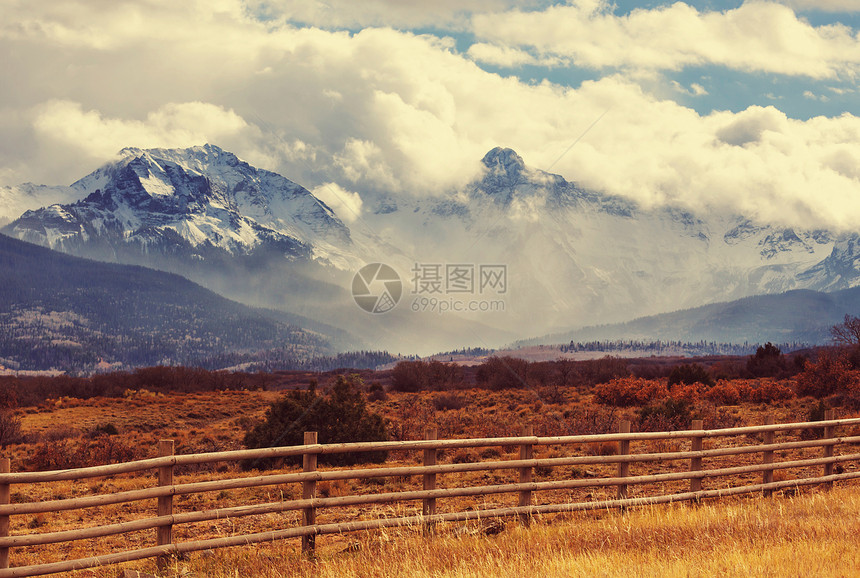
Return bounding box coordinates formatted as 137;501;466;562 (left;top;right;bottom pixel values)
131;486;860;578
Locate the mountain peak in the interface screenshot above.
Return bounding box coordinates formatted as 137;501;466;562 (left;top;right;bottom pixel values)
481;147;525;175
5;144;355;267
476;147;528;204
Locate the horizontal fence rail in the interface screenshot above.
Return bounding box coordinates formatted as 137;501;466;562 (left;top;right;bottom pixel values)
0;413;859;577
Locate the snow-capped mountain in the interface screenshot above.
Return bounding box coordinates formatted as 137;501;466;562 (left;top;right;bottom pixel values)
5;144;358;270
5;144;860;352
0;183;79;227
352;147;850;336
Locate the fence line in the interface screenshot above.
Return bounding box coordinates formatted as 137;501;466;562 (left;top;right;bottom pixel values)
0;413;858;577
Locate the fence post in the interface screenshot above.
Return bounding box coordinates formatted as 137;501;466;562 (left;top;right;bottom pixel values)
617;421;631;502
0;458;10;570
156;439;175;573
823;409;835;490
302;431;318;557
423;427;438;536
518;424;534;526
762;415;774;497
689;419;704;496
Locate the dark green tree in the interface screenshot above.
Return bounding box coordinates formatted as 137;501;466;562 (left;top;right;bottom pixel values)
746;342;786;377
242;375;387;469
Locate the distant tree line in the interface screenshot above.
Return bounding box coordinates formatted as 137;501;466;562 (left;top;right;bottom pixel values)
389;343;809;393
196;350;399;372
0;366;275;407
560;340;809;356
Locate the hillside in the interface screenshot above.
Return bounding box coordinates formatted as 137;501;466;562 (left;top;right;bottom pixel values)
522;287;860;347
0;233;340;371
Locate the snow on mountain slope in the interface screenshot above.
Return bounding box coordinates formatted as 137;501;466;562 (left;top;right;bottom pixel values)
5;144;361;270
0;183;80;226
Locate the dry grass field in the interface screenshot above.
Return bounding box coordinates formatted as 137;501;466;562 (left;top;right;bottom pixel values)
161;486;860;578
1;367;859;576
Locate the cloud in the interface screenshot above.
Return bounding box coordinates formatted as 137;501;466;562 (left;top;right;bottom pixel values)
715;105;788;146
246;0;537;29
803;90;830;102
311;182;364;223
671;80;709;97
1;0;860;234
471;1;860;79
32;100;249;159
776;0;860;12
467;43;548;68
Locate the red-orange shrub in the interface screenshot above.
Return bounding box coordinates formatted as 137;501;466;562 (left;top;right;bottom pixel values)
747;379;795;403
669;382;709;404
705;381;742;405
796;351;859;397
705;379;795;405
593;377;668;407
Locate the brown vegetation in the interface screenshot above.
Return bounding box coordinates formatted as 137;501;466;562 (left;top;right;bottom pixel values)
1;346;860;575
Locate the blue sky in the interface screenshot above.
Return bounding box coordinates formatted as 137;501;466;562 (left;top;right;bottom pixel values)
2;1;860;229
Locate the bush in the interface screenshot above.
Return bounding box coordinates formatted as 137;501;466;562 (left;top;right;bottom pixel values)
801;401;829;440
391;360;461;392
637;399;693;432
667;364;714;387
593;377;668;407
242;375;388;469
432;393;467;411
0;411;21;447
796;350;858;397
476;357;530;390
391;361;428;392
705;379;796;405
91;423;119;437
0;387;21;447
579;357;629;386
29;438;140;471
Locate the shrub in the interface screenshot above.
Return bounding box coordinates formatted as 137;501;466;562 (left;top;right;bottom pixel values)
0;411;21;447
91;423;119;437
796;350;858;397
706;381;743;406
391;360;428;392
0;388;21;447
579;357;629;386
705;379;796;405
391;360;461;392
29;438;140;471
637;399;693;432
801;401;829;440
432;393;467;411
366;382;387;402
593;377;668;407
669;382;709;404
667;364;714;387
747;380;795;403
476;357;530;390
242;375;388;469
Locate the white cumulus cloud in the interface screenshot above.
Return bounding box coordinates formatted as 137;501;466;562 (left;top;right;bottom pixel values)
311;182;364;223
471;1;860;79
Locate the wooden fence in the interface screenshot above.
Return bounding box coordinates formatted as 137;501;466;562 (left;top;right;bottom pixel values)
1;412;860;576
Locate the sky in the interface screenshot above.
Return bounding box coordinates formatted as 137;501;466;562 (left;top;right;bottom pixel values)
2;0;860;230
